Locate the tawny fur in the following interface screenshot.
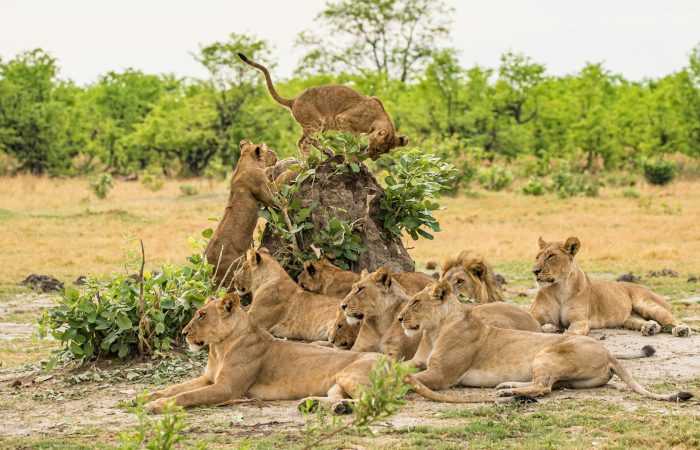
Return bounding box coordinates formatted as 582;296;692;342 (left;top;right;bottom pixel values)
144;293;511;414
204;140;295;286
399;282;694;402
530;237;691;337
233;248;340;341
238;53;408;160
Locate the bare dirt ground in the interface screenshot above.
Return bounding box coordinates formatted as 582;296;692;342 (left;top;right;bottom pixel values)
0;293;698;448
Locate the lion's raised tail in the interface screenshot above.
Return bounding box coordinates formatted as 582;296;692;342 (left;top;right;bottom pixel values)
608;355;693;401
403;375;536;404
237;53;294;109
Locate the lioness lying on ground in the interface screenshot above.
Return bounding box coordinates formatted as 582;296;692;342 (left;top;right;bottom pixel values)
341;268;422;357
233;248;339;341
238;53;408;160
328;306;361;349
530;237;691;337
399;282;694;402
298;255;434;298
204;140;294;286
144;293;526;414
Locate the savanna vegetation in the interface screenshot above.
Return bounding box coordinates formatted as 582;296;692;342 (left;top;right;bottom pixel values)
1;0;699;190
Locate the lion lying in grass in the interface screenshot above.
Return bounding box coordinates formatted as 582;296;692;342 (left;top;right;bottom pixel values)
238;53;408;160
399;282;694;401
204;140;294;285
143;293;527;414
530;237;691;337
233;248;339;341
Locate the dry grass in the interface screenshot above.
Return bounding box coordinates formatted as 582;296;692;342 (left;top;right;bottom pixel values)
0;175;699;286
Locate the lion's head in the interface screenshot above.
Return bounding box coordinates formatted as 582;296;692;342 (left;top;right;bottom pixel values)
182;293;241;352
297;256;336;293
398;282;453;337
239;139;278;169
233;248;277;296
341;267;393;325
367;129;408;160
532;236;581;287
440;250;504;303
328;307;360;349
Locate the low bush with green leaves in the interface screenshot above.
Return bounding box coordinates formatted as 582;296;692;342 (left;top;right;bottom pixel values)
520;177;547;196
379;151;454;241
38;235;222;364
477;166;513;191
140;171;164;191
89;173;113;199
313;218;367;270
179;184;199;196
551;169;600;198
643;158;676;186
300;357;414;449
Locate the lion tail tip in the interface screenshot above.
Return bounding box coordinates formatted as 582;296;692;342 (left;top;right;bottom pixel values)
641;345;656;357
237;52;249;62
674;391;694;402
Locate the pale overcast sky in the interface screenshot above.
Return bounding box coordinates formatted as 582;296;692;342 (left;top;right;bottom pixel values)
1;0;699;84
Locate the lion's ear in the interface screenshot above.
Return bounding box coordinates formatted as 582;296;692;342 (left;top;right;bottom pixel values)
470;261;487;280
360;269;369;278
247;249;261;265
322;252;335;262
564;237;581;257
205;295;216;304
255;146;261;159
538;236;547;249
372;267;392;287
431;281;452;301
306;262;316;275
217;293;240;316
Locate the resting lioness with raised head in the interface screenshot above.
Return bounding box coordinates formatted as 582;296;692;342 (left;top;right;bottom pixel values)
328;306;361;349
398;282;694;402
205;140;294;285
233;248;339;341
298;256;434;299
238;53;408;160
531;236;691;337
341;268;422;356
144;293;525;414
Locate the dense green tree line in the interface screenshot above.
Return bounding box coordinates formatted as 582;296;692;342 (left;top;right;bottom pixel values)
1;0;699;177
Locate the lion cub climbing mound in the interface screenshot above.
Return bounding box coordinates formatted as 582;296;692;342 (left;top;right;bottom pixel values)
238;53;408;160
531;236;691;337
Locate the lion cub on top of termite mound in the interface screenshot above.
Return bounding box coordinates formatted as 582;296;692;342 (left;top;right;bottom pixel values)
238;53;408;160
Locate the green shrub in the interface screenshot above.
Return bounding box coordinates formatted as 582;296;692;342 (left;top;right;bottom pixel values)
605;171;637;187
520;177;547;196
179;184;199;196
140;172;164;191
312;218;367;270
89;173;113;199
379;151;454;241
119;393;194;450
38;235;222;363
643;159;676;186
551;169;599;198
621;187;641;198
477;166;513;191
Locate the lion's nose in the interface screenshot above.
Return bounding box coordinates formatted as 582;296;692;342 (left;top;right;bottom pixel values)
533;269;542;276
341;304;347;310
398;316;404;322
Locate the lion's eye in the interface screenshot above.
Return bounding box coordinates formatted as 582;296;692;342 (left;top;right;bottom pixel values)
456;279;465;285
357;287;364;294
198;312;206;320
337;324;342;329
547;254;555;260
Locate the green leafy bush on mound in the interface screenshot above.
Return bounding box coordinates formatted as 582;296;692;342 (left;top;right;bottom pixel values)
379;151;454;241
38;236;222;364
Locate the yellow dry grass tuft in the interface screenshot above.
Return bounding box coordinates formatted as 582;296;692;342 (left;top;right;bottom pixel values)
0;175;698;286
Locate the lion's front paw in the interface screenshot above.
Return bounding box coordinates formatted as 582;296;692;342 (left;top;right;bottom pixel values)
641;320;662;336
331;400;355;415
144;398;168;415
495;382;517;390
672;324;691;337
497;389;516;397
541;324;560;334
